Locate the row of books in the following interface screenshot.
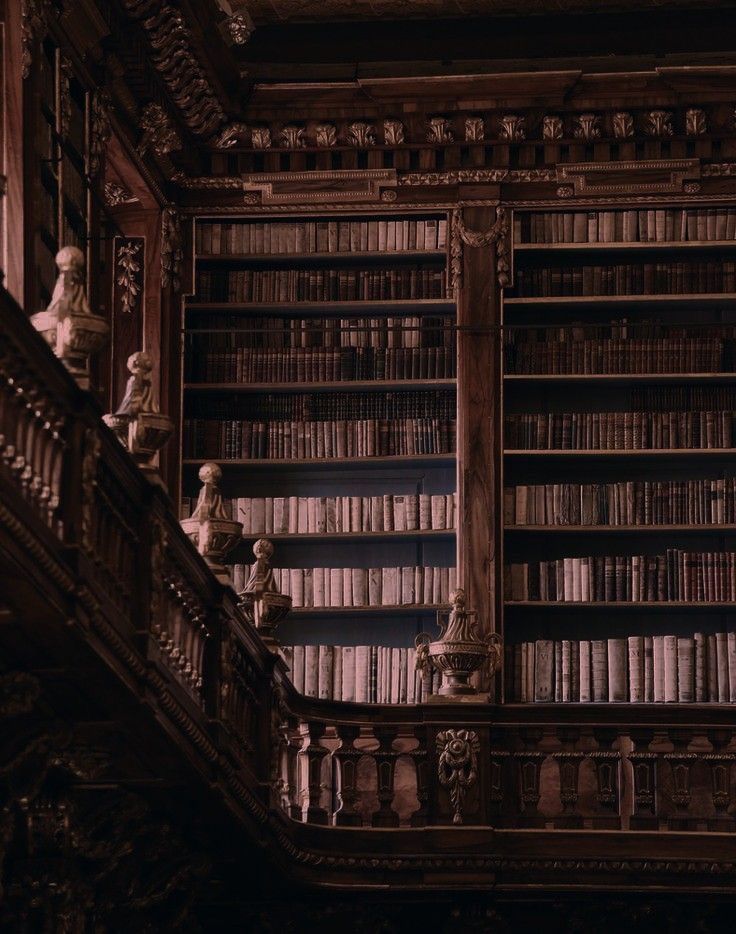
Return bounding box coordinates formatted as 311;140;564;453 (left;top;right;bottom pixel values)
505;480;736;527
230;564;457;607
506;549;736;603
514;208;736;244
280;645;440;704
181;493;457;535
514;262;736;297
185;316;455;350
185;347;457;383
505;337;729;375
505;411;736;450
195;217;448;255
186;390;456;421
194;268;447;303
183;418;456;459
509;633;736;704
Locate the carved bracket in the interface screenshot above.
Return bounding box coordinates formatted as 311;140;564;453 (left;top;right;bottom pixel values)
243;169;398;206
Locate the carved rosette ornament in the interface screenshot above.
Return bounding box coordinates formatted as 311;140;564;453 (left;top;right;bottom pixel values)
542;116;563;140
315;123;337;147
347;121;376;147
31;247;110;390
436;728;480;824
239;539;292;645
646;110;673;137
465;117;485;142
612;111;635;139
427;117;453;143
383;119;405;145
685;108;707;136
138;103;182;157
449;206;510;295
280;125;306;149
573;113;601;140
180;463;243;583
251;126;272;149
103;351;173;473
416;589;502;696
225;11;254;44
498;115;525;141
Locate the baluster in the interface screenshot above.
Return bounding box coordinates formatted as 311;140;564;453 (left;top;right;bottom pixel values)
333;724;362;827
665;729;697;831
489;727;509;826
588;729;621;829
513;728;546;828
553;728;583;828
705;730;735;831
303;720;329;825
628;729;658;829
285;733;303;820
410;725;429;827
372;725;399;827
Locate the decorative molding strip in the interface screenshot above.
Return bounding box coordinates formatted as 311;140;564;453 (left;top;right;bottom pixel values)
399;168;556;186
243;169;398;205
171;172;244;190
556;159;701;196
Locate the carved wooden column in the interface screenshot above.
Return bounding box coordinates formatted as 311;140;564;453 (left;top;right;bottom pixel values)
285;733;303;821
303;720;329;825
371;725;400;827
454;203;504;698
553;728;584;828
410;725;429;827
333;724;362;827
513;727;545;828
628;729;658;829
588;729;621;829
705;730;735;831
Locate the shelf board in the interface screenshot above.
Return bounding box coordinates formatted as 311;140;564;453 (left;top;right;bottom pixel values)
515;241;736;254
504;448;736;458
185;298;456;316
196;250;446;265
184;379;457;393
506;524;736;534
287;604;446;619
504;373;736;385
506;601;736;610
504;293;736;310
182;454;456;469
235;529;455;544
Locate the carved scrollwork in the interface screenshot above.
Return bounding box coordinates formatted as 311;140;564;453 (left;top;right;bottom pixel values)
89;91;112;179
252;126;272;149
436;728;480;825
161;206;183;292
450;206;510;294
104;182;136;206
646;110;673;137
573;113;601;141
427;117;453;143
138;103;182;157
498;115;525;141
21;0;51;79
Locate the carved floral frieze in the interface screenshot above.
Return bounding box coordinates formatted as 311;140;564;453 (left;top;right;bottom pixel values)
427;117;453;143
346;122;376;147
612;111;634;139
315;123;337;147
542;116;563;140
574;113;601;141
465;117;484;142
383;119;405;145
499;115;525;141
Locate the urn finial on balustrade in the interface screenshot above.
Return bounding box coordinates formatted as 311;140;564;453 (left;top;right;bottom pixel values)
239;538;292;648
179;462;243;584
415;588;502;700
31;246;110;390
103;350;173;475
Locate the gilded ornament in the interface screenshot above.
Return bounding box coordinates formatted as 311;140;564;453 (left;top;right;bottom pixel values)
498;115;525;141
383;119;405;145
573;113;601;141
542;116;563;140
161;207;183;292
612;111;634;139
347;121;376;147
89;91;112;178
104;181;135;207
465;116;485;142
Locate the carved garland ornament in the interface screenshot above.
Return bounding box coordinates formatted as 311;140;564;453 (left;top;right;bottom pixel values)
450;206;510;294
436;729;480;825
116;241;143;315
89;91;112;179
161;207;183;291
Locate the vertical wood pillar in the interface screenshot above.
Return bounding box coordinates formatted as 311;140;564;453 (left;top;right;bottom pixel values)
456;205;503;667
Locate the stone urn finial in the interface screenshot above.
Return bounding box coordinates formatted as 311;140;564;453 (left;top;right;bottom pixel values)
103;350;173;474
416;588;502;698
31;246;110;390
239;538;292;647
179;462;243;583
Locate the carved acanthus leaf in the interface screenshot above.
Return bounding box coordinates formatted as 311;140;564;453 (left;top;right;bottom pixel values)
138;103;182;157
646;110;673;137
383;119;405;145
543;116;563;140
573;113;601;140
213;122;249;148
498;115;525;141
315;123;337;147
612;111;634;138
347;121;376;147
89;91;112;178
21;0;51;80
161;207;183;292
465;116;484;142
427;117;453;143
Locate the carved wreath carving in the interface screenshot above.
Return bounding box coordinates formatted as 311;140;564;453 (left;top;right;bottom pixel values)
436;728;480;825
450;206;510;295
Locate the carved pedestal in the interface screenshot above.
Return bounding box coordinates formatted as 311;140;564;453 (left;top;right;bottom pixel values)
372;726;399;827
303;721;329;825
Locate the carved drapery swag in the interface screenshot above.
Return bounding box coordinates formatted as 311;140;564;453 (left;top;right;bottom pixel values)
450;207;509;296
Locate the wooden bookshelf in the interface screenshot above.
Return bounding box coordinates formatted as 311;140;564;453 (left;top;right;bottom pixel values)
182;211;456;658
515;241;736;254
